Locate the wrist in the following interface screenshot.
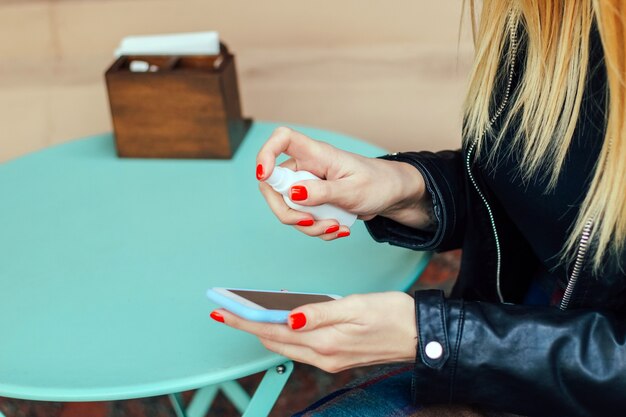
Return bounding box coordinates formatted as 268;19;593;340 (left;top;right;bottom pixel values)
398;291;419;362
378;160;429;228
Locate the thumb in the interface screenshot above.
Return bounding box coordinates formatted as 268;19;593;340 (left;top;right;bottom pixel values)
289;177;355;209
288;296;359;331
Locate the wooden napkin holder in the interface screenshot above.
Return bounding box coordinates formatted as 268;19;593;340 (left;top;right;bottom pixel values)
105;43;251;159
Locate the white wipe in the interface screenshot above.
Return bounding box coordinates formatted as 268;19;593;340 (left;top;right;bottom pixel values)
115;31;220;57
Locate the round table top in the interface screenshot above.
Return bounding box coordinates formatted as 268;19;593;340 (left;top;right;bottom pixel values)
0;121;430;401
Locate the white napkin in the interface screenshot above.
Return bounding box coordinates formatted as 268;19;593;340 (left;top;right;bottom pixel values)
114;31;220;57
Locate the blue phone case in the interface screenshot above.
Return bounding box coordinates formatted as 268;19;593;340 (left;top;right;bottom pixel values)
206;288;291;323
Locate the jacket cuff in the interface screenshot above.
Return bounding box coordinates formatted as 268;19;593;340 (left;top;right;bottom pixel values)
364;152;459;252
412;289;465;404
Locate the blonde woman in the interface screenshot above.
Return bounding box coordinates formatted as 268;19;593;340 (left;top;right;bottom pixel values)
210;1;626;415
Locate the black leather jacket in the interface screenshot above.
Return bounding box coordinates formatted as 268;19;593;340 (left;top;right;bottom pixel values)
365;26;626;417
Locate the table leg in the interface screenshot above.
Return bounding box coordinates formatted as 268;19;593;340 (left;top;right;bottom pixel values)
169;384;220;417
186;385;220;417
168;392;187;417
241;361;293;417
168;361;293;417
220;380;251;414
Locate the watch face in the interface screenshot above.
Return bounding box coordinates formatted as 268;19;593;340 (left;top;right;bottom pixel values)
230;290;335;310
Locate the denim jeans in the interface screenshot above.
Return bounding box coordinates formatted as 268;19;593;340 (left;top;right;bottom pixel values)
292;365;522;417
293;365;416;416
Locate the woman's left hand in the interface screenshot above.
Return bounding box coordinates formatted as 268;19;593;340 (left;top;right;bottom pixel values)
211;291;417;373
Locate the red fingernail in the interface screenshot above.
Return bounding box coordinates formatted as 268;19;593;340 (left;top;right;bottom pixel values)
297;219;315;227
289;312;307;330
290;185;308;201
325;225;340;234
210;311;224;323
256;164;264;180
337;231;351;238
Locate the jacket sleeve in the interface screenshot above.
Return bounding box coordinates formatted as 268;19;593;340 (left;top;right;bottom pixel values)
413;290;626;417
364;150;467;252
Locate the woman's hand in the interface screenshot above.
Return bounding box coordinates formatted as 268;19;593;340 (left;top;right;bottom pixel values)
211;291;417;373
256;127;431;240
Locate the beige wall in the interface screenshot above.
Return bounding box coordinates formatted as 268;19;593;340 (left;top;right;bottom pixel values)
0;0;473;162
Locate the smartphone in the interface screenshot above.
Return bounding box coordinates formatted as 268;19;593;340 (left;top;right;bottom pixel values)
206;287;342;323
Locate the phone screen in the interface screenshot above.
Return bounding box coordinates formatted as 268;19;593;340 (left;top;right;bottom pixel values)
230;289;335;310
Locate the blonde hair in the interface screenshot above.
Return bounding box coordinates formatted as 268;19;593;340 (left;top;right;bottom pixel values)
463;0;626;271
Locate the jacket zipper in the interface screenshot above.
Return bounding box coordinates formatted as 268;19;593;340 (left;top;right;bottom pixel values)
465;16;519;303
559;218;594;310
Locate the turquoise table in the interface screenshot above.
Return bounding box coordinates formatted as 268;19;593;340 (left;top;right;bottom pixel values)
0;122;430;417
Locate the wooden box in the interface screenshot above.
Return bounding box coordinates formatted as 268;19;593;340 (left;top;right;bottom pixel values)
105;44;251;159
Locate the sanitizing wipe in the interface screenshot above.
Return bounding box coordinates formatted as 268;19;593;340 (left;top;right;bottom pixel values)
114;31;220;57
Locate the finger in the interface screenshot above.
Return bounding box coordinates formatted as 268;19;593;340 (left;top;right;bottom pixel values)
259;182;343;236
279;158;298;171
318;225;351;241
287;178;356;210
293;219;340;237
216;309;307;345
256;127;293;181
256;127;329;180
259;182;315;226
288;295;361;331
260;179;348;237
216;309;334;353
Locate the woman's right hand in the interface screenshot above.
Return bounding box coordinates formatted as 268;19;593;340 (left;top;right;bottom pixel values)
256;127;432;240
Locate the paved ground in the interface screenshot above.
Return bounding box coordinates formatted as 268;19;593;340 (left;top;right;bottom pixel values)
0;251;460;417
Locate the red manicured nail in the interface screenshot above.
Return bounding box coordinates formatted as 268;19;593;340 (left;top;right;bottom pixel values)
325;225;340;234
289;312;307;330
210;311;224;323
297;219;315;227
256;164;264;180
337;230;351;238
290;185;308;201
